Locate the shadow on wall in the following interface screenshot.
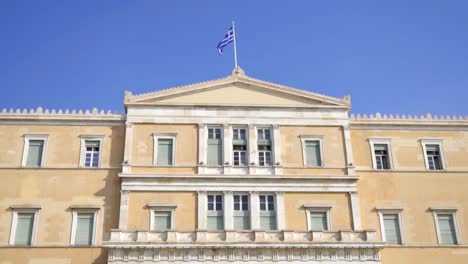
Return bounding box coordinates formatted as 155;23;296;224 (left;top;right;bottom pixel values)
94;125;125;242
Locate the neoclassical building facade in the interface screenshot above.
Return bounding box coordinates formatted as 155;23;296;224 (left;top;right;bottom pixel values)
0;69;467;263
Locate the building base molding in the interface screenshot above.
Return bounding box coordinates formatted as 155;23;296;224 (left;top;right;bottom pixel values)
105;230;382;263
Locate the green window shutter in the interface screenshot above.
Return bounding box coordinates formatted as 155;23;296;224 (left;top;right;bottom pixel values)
207;215;224;230
154;211;172;230
207;141;222;166
26;140;44;166
438;214;457;245
234;214;250;230
383;214;402;244
157;139;173;165
260;213;276;230
14;213;34;246
75;213;94;245
310;212;328;230
305;141;321;166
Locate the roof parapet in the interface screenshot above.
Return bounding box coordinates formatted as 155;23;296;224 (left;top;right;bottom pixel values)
350;112;468;121
0;107;125;120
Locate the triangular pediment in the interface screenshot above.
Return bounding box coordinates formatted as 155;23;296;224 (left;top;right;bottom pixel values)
125;69;350;109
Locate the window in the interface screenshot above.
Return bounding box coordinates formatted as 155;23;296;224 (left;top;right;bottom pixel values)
207;194;224;230
257;128;271;140
369;138;393;170
22;135;48;167
304;205;331;231
258;146;272;166
257;128;273;166
70;208;98;246
300;136;324;167
79;136;103;168
233;128;248;166
233;194;250;230
259;194;276;230
207;128;222;166
377;208;404;245
421;139;445;171
153;134;176;166
9;207;40;246
148;204;177;231
432;208;461;245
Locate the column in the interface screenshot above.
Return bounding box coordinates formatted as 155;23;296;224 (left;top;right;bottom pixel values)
223;124;232;174
248;125;258;174
275;192;285;230
198;124;207;174
349;191;362;230
122;122;133;173
249;191;260;229
272;125;282;175
223;191;234;229
342;124;355;175
197;191;207;229
118;190;129;230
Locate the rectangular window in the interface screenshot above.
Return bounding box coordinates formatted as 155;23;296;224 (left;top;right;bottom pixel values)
233;128;248;166
207;128;222;166
257;129;271;140
305;140;322;167
14;213;35;246
157;138;174;165
74;213;95;245
259;194;276;230
153;211;172;230
436;213;458;245
258;146;272;166
374;144;390;170
426;144;443;170
207;194;224;230
382;214;402;244
310;212;328;230
26;140;45;167
233;194;250;230
84;140;100;167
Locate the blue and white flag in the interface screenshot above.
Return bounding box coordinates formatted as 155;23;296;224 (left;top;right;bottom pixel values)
217;26;234;55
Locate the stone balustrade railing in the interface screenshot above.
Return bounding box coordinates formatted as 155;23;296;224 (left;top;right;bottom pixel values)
106;229;377;245
350;113;468;121
0;107;125;120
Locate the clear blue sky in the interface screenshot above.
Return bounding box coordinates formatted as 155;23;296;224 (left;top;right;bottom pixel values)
1;1;467;115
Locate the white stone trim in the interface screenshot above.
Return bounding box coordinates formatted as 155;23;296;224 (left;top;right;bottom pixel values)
248;125;258;166
368;138;394;170
123;122;133;173
304;205;332;231
79;135;104;168
342;125;355;175
9;207;40;246
249;192;260;230
70;207;99;246
376;208;405;244
197;191;208;229
430;207;462;245
299;135;324;168
223;191;234;230
275;192;285;230
349;192;362;230
121;176;358;193
420;139;446;171
153;133;177;166
21;134;48;167
118;190;129;230
223;124;232;167
148;204;177;230
272;125;281;167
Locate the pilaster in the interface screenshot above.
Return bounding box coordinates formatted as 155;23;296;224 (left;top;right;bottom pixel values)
197;191;208;229
118;190;129;230
349;191;362;230
223;191;234;229
275;191;285;230
249;191;260;229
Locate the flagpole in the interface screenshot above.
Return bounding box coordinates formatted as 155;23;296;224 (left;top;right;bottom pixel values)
232;21;239;69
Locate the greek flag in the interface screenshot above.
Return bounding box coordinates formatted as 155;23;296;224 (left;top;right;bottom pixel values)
217;26;234;55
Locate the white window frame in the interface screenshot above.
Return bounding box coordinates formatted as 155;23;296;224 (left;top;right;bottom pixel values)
70;206;99;246
21;134;48;167
376;207;405;244
9;206;41;246
207;193;224;230
368;138;393;170
257;128;272;141
303;205;331;231
300;135;324;168
79;135;104;168
153;133;177;166
431;207;461;245
420;139;446;171
206;126;223;166
232;126;248;166
233;193;251;230
148;204;177;230
259;193;277;230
